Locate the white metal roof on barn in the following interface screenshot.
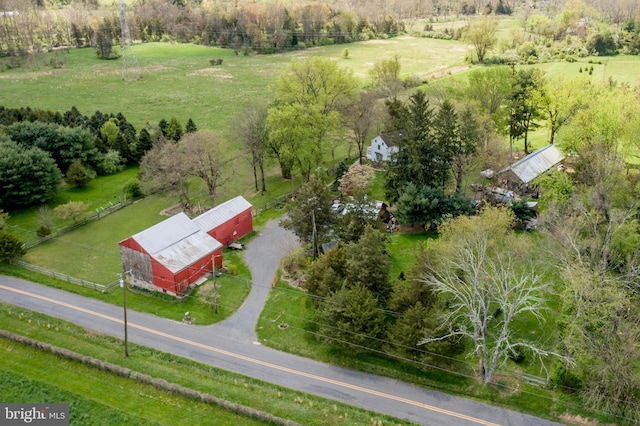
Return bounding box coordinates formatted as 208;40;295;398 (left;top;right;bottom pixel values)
132;212;222;273
498;145;565;184
193;195;252;233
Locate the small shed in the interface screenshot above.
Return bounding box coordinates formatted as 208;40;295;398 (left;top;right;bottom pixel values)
366;133;401;162
497;145;565;184
119;213;223;296
193;195;253;246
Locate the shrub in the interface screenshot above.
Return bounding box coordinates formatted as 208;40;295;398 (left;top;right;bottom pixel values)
36;225;52;237
123;180;143;199
53;201;89;223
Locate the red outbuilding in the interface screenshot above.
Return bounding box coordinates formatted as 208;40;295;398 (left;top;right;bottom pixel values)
118;196;252;297
119;212;223;297
193;195;253;246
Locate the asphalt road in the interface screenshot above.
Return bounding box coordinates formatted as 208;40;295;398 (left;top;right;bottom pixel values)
0;220;562;426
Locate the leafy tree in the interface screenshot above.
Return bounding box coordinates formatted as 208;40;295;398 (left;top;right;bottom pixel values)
281;175;335;256
507;68;544;155
538;77;591;145
0;231;25;262
317;284;386;350
93;149;124;175
5;121;96;174
557;85;638;162
65;159;94;188
95;20;115;59
419;206;564;384
36;206;53;237
0;140;62;208
269;57;357;181
533;170;574;211
464;17;498;63
466;66;512;118
53;201;89;223
369;55;403;98
267;103;336;182
545;182;640;420
99;118;121;152
274;57;357;113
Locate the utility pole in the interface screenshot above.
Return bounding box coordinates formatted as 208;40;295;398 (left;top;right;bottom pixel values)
119;271;130;357
311;208;318;261
212;255;219;314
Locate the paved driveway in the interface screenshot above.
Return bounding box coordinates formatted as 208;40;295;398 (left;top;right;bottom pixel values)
210;219;299;342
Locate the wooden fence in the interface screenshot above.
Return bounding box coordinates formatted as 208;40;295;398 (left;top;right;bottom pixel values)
11;260;119;293
23;201;130;250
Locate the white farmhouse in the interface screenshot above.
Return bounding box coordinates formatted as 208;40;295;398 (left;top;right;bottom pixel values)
366;133;400;162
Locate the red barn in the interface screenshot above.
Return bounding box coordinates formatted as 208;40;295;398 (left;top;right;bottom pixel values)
119;212;223;297
193;196;253;245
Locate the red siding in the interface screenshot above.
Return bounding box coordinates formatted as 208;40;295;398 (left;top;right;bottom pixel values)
206;208;253;245
119;237;147;254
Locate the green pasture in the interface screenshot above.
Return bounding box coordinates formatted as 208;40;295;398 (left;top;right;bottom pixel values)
0;305;411;426
0;37;469;134
533;55;640;86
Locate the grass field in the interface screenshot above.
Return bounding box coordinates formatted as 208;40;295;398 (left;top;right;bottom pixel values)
0;38;469;133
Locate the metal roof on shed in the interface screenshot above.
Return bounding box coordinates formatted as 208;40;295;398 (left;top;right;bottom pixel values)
193;196;252;233
498;145;564;184
132;213;198;255
131;212;222;273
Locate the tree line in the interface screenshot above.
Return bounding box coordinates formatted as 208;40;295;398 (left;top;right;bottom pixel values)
0;105;197;209
3;0;640;61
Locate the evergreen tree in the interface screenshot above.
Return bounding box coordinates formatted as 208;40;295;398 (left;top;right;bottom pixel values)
185;118;197;133
65;159;94;188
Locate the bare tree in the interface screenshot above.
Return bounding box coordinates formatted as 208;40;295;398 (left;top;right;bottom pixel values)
234;106;268;194
139;139;193;211
347;90;379;163
419;206;567;384
179;130;231;207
